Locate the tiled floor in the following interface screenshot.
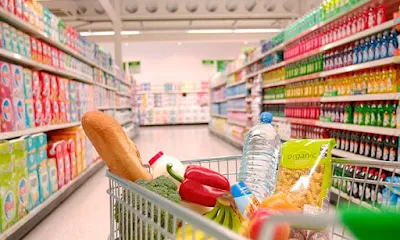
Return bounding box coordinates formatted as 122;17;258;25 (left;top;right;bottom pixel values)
24;125;241;240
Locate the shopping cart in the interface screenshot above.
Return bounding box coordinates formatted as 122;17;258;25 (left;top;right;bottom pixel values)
107;156;400;240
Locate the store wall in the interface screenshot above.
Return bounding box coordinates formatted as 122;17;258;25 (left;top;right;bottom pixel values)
100;41;256;84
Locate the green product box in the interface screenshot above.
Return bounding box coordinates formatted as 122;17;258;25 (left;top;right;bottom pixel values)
10;138;29;220
0;141;17;232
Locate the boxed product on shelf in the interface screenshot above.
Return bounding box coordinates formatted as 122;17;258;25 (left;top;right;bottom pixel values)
225;83;246;97
227;98;246;110
47;141;65;190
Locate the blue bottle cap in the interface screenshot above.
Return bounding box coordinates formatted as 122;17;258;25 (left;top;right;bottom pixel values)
260;112;273;123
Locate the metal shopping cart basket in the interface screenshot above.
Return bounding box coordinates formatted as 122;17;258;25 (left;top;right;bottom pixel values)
107;156;400;240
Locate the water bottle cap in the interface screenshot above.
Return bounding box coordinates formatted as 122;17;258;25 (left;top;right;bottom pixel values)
149;151;164;166
260;112;273;123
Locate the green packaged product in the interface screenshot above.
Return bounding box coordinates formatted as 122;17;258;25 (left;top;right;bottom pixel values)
276;139;335;213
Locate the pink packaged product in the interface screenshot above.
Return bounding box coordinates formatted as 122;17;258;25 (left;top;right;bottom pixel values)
11;64;23;98
7;0;14;14
65;102;71;123
0;97;14;132
67;139;77;180
33;98;43;127
13;97;25;130
58;51;65;69
14;0;23;18
31;37;38;61
32;71;40;99
51;100;59;124
42;98;51;126
58;101;66;123
41;42;50;65
0;62;12;96
39;72;50;99
57;77;65;101
37;40;42;63
51;47;59;68
47;141;65;189
50;74;58;100
59;140;71;184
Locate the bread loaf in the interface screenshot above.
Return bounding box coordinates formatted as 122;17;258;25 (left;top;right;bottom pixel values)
82;111;152;181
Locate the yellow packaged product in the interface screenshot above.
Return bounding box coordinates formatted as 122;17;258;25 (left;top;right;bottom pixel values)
276;139;335;213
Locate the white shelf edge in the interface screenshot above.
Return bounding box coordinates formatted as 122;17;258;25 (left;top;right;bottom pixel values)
96;106;115;111
262;99;286;104
117;91;131;97
212;99;227;103
93;82;117;91
0;160;105;240
226;94;247;100
0;122;81;140
211;81;227;89
137;90;207;94
226;80;247;88
321;93;400;102
211;114;227;119
116;106;133;110
0;8;116;78
227;108;247;112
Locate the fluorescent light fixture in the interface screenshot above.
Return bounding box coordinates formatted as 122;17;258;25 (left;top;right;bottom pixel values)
80;30;140;36
121;30;140;35
186;29;233;34
234;29;282;33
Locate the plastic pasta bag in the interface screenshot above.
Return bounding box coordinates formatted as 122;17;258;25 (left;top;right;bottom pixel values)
275;139;335;213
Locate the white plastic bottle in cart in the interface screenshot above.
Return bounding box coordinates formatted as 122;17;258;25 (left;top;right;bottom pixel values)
149;151;186;185
239;112;281;201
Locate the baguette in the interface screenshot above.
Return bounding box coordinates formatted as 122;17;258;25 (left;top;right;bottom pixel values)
82;111;152;181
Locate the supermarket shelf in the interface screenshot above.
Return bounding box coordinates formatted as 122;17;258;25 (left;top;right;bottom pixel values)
319;121;399;136
226;79;247;88
117;78;132;87
209;127;243;149
93;82;117;91
116;91;131;97
321;93;400;102
260;61;286;74
227;108;247;112
227;120;247;127
244;70;260;79
262;79;283;88
0;122;81;141
96;106;115;111
262;99;286;104
285;48;322;65
330;187;379;211
0;160;105;240
212;99;227;104
0;48;94;85
226;94;247;100
211;81;227;89
284;24;320;46
116;106;133;110
138;90;207;94
211;114;228;119
0;8;115;77
141;122;208;126
273;117;317;125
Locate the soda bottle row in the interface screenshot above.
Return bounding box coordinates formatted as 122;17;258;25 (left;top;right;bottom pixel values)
331;129;398;162
285;79;325;98
285;32;322;60
322;2;387;44
284;103;320;119
332;164;392;208
285;54;324;79
290;124;329;139
262;104;285;117
284;8;322;42
319;102;353;123
262;67;285;84
263;87;285;100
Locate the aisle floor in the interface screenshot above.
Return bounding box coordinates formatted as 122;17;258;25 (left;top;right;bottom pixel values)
24;125;241;240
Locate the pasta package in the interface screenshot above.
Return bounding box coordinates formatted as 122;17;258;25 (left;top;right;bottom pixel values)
276;139;335;213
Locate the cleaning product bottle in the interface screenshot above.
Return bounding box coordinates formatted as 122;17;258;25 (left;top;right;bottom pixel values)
375;33;382;60
363;37;370;62
381;30;389;59
369;35;376;62
376;1;386;25
388;29;398;57
380;66;387;93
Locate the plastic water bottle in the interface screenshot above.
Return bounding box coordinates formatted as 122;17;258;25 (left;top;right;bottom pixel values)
239;112;281;201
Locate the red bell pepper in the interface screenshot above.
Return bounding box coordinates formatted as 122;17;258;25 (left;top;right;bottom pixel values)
166;164;230;207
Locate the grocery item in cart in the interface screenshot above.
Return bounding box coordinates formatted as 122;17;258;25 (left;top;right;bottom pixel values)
82;111;152;182
231;181;261;219
240;112;282;201
276;139;335;212
149;151;185;186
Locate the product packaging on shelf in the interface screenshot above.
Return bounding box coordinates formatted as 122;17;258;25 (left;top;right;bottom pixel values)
32;71;40;99
0;97;15;132
23;68;32;99
59;140;71;185
0;141;18;232
38;160;50;202
33;98;43;127
37;40;42;63
67;139;77;179
39;72;50;99
47;158;58;195
25;100;34;128
47;141;65;189
10;137;30;220
13;97;25;130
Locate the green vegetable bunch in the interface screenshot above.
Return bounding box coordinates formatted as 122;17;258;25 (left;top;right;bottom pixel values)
114;176;181;240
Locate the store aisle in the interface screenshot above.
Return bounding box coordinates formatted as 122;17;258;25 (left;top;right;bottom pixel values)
24;125;241;240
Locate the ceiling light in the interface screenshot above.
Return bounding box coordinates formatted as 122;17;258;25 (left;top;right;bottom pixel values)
121;30;140;35
244;41;248;45
234;29;282;33
177;42;182;46
124;43;129;46
186;29;233;34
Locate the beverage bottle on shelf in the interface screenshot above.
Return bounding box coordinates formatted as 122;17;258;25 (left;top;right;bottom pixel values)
346;166;355;195
353;41;359;64
358;167;367;200
365;134;372;157
365;101;372;126
371;101;378;126
368;35;376;62
352;166;362;199
376;171;387;206
363;37;370;62
354;133;360;154
352;13;358;34
350;132;355;153
358;39;365;64
387;65;397;93
383;136;390;161
239;112;281;200
391;101;397;128
389;136;397;161
376;1;386;25
373;68;381;94
380;66;388;93
371;134;378;159
377;101;384;126
367;69;374;94
345;131;351;151
375;33;382;60
360;101;366;125
341;131;347;150
388;29;398;57
364;168;376;203
383;100;391;128
376;135;384;160
381;31;389;59
367;4;377;29
359;134;366;155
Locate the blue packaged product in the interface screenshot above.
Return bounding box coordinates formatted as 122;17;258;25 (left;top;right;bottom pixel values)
353;41;359;65
385;176;400;195
375;33;382;60
368;36;376;61
231;181;260;219
382;188;398;207
363;37;369;63
381;31;389;58
388;29;398;57
358;39;364;64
